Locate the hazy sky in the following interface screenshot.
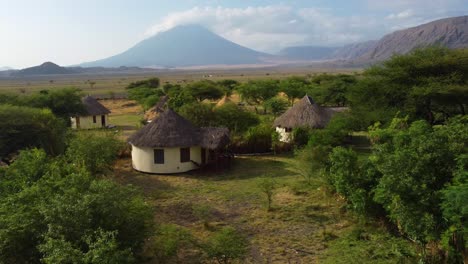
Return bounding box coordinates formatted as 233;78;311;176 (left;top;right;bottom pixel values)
1;0;466;68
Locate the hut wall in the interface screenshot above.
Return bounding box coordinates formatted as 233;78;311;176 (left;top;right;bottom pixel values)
276;127;292;143
131;145;203;174
71;115;108;129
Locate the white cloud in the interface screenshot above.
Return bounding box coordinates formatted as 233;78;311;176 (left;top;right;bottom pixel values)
144;4;467;53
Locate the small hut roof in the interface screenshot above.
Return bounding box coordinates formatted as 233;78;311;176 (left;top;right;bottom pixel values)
82;96;111;115
129;109;230;149
144;95;169;121
129;109;200;148
273;95;338;129
215;95;235;108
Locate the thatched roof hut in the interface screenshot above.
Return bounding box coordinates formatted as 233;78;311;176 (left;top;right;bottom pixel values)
82;96;111;116
130;109;229;150
274;95;346;129
129;109;230;174
144;95;169;121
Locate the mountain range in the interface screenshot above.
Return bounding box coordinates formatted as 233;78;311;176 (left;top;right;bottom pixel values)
280;16;468;62
2;15;467;75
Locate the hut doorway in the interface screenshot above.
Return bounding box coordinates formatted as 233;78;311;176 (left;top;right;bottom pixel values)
101;115;106;127
201;148;206;165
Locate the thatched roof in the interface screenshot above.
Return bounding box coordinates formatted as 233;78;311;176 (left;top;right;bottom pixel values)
215;95;235;108
82;96;111;115
273;95;346;129
129;109;229;150
144;95;169;121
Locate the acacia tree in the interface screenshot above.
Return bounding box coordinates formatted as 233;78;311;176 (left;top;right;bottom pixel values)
186;80;224;102
279;76;308;105
237;80;279;106
349;47;468;127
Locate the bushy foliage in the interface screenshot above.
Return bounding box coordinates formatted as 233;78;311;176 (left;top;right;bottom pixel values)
126;78;164;109
349;47;468;127
202;226;249;264
0;105;68;158
179;102;215;127
65;132;123;175
0;88;85;126
186;80;224;102
292;126;312;147
309;74;357;107
308;113;352;147
237;80;279;105
263;97;288;116
0;149;152;263
279;76;309;105
213;104;259;133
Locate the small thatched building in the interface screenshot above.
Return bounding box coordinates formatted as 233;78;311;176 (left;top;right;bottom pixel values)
273;95;347;142
71;96;111;129
144;95;169;122
128;109;230;174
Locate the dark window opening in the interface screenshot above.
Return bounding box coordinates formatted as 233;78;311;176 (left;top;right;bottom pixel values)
93;115;97;123
180;147;190;163
285;127;292;132
154;149;164;164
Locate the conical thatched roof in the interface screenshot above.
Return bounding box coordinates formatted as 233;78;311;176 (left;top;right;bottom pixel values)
144;95;169;121
82;96;111;115
129;109;200;148
273;95;336;129
129;109;230;149
215;95;235;108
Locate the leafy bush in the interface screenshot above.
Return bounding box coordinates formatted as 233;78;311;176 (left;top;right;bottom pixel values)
257;176;278;211
263;97;288;116
66;132;123;175
0;149;152;263
202;226;249;264
0;105;68;158
214;104;259;134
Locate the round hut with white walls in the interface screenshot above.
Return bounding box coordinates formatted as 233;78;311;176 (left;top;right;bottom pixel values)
71;96;111;129
273;95;348;143
128;109;230;174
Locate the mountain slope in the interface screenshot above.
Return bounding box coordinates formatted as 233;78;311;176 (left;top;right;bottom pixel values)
81;25;271;67
358;16;468;61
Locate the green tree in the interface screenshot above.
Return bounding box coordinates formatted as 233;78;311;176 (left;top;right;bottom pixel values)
0;105;68;158
65;132;123;175
237;80;279;106
257;176;278;211
217;79;239;96
178;102;215;127
0;149;152;263
349;47;468;127
186;80;224;102
263;97;288;116
213;104;259;133
279;76;308;105
308;74;356;107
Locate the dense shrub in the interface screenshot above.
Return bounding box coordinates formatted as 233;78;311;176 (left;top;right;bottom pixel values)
0;105;68;158
0;149;152;263
65;132;123;175
214;104;259;134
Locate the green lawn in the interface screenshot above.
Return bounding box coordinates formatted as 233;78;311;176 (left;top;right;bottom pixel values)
113;154;416;263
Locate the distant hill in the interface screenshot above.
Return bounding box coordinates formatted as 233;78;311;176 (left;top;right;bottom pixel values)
81;25;272;68
15;62;75;76
278;46;338;60
280;16;468;63
355;16;468;62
